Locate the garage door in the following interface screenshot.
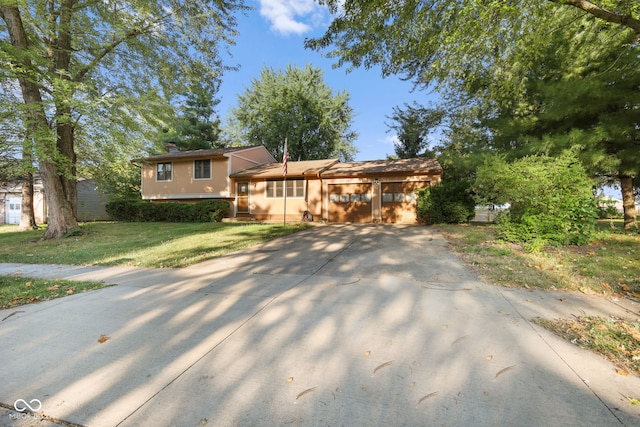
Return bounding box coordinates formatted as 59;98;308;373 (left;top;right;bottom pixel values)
329;183;372;223
381;182;425;224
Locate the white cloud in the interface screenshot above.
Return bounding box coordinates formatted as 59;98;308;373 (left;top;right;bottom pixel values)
259;0;328;36
384;135;400;146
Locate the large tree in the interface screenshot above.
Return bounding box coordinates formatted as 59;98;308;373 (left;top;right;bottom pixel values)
231;64;358;162
308;0;639;229
484;14;639;228
1;0;245;238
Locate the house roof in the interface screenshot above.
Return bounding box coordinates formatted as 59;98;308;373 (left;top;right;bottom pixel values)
321;158;442;177
133;146;266;163
231;157;442;179
230;159;339;179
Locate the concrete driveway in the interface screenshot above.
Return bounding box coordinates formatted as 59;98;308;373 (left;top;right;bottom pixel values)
0;224;639;426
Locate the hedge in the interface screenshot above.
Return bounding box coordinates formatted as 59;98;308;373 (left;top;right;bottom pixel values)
106;199;230;223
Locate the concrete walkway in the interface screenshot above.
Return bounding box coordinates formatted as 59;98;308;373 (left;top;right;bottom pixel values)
0;224;639;426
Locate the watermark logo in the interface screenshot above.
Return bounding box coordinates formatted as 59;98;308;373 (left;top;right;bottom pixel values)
13;398;42;412
9;399;43;421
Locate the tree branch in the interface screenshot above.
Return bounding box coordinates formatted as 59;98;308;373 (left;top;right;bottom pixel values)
72;26;144;83
549;0;640;34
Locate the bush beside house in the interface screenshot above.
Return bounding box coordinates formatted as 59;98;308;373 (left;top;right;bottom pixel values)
106;200;230;223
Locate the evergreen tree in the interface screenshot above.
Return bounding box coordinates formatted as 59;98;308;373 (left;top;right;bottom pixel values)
162;83;223;151
386;103;443;159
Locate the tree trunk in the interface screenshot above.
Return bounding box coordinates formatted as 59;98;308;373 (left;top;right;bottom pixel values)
17;132;38;231
619;175;638;230
39;160;78;239
1;4;79;239
54;0;78;216
17;172;37;231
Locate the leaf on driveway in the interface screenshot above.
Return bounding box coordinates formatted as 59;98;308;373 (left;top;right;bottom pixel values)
616;369;629;376
373;360;394;374
495;365;516;378
98;335;110;344
417;391;439;404
626;396;640;406
296;386;317;400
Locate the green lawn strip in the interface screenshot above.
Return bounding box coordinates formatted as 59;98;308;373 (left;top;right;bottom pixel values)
0;222;312;268
533;316;640;378
0;275;110;309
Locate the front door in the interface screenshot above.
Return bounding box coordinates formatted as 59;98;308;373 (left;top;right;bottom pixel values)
237;181;249;214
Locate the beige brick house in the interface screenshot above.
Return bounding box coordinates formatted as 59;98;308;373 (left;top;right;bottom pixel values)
137;146;442;224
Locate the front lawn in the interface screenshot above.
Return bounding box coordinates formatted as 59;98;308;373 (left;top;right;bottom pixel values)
436;222;639;296
0;222;311;268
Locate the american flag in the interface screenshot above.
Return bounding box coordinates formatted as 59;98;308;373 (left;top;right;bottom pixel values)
282;138;290;177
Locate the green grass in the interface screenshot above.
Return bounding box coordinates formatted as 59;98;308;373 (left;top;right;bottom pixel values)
436;222;640;296
0;276;109;310
0;222;312;268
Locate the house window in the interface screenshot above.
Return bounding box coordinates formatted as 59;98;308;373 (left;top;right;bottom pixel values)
157;162;172;181
266;180;304;198
194;160;211;179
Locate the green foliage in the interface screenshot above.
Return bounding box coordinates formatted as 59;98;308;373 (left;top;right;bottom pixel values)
417;181;476;224
308;1;638;91
160;82;223;151
105;200;229;223
231;64;358;161
1;0;246;237
386;102;444;159
597;199;623;219
476;154;598;248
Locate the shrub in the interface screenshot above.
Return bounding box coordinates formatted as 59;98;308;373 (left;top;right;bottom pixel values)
596;199;622;219
417;180;476;224
105;199;230;223
475;153;598;248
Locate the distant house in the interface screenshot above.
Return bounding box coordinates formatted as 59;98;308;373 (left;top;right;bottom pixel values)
0;177;45;225
136;146;443;224
0;177;109;225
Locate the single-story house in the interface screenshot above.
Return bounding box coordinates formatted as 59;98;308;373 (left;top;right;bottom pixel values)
136;146;443;224
0;177;109;225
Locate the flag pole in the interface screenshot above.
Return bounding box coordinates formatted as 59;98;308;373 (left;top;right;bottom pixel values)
282;137;289;226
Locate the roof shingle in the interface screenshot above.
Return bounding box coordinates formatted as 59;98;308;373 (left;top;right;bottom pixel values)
231;157;441;179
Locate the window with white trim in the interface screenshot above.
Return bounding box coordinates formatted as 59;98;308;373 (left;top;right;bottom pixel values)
266;180;304;198
157;162;172;181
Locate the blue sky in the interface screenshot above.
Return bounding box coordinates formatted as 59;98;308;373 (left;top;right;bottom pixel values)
217;0;439;161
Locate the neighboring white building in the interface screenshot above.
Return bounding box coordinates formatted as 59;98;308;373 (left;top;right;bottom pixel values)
0;177;109;225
